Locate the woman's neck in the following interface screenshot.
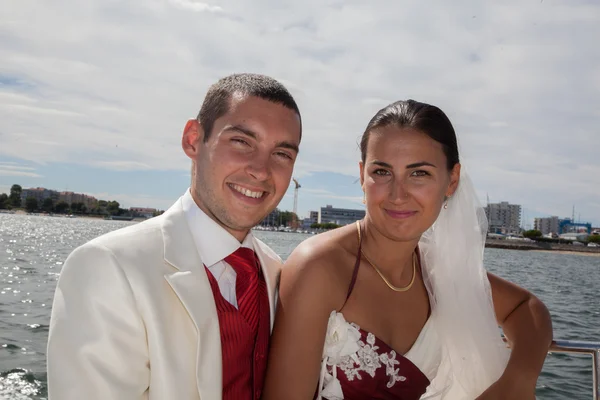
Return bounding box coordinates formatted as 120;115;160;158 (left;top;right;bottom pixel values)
360;218;420;282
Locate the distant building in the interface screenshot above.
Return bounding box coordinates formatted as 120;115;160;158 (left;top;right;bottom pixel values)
299;212;320;230
484;202;521;234
58;191;73;205
559;232;589;242
558;218;592;234
19;187;98;209
318;205;365;226
20;187;59;205
534;216;559;235
130;207;157;218
260;209;280;227
59;191;98;209
301;218;312;230
309;211;319;224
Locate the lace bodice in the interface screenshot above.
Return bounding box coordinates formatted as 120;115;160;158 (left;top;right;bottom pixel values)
317;311;441;400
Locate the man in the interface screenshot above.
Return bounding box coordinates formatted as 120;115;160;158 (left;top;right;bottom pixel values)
47;73;302;400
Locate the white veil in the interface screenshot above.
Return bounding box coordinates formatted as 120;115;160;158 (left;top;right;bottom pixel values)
418;169;510;399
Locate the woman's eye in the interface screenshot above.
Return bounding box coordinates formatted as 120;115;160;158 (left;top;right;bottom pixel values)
411;170;430;177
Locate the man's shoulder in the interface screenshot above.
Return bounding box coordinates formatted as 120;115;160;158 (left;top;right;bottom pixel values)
61;215;169;283
90;215;164;251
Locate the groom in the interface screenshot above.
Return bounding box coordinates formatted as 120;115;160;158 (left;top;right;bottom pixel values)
47;73;302;399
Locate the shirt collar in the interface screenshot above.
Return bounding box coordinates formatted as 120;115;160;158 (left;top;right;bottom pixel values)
182;188;254;268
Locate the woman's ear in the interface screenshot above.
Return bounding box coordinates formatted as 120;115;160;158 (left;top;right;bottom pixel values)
446;163;461;197
359;161;365;188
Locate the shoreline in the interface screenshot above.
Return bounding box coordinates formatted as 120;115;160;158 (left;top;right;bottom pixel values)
1;210;142;222
529;249;600;257
3;212;599;255
485;239;600;256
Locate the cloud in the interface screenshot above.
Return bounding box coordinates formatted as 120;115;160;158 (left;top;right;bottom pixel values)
0;163;43;178
168;0;223;13
0;163;36;171
92;161;153;171
303;188;363;205
0;169;43;178
0;0;599;223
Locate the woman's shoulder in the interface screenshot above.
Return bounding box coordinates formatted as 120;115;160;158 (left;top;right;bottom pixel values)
279;225;359;307
295;225;356;258
287;224;360;274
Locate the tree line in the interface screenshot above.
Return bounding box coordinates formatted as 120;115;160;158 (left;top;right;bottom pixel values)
260;210;299;227
0;184;131;216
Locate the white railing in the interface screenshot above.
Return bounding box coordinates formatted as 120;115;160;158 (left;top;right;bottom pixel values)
503;338;600;399
549;340;600;400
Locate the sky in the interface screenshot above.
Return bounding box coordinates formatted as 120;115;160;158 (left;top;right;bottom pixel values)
1;0;599;227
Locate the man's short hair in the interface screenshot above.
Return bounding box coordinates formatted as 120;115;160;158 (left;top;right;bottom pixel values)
197;73;302;141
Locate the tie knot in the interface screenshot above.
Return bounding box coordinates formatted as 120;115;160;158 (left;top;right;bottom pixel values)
225;247;258;276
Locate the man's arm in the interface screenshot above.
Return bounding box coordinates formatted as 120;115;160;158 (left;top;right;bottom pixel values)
47;242;149;399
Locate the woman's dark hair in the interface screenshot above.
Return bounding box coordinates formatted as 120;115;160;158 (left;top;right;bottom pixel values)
360;100;459;170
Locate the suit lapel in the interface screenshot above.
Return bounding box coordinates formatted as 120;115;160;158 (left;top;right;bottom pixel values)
161;199;222;400
252;237;282;331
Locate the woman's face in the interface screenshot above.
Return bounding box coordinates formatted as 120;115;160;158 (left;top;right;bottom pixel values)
360;126;460;242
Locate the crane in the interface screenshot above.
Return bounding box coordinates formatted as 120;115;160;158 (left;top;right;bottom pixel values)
292;178;301;230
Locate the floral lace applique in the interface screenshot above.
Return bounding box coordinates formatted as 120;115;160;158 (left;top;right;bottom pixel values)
318;311;407;399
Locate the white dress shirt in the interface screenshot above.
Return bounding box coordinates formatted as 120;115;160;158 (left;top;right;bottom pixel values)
182;188;255;309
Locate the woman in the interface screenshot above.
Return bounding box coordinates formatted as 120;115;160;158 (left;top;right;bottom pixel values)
262;100;552;399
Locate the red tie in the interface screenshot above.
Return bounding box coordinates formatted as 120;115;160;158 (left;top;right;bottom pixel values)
225;247;260;332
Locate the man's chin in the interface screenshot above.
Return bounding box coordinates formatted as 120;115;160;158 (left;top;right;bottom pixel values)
223;217;264;233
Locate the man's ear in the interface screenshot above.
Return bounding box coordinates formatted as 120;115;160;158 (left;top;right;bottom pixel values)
182;119;203;159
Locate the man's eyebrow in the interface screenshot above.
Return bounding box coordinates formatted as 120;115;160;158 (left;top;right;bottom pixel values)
276;141;299;153
224;125;299;153
223;125;257;139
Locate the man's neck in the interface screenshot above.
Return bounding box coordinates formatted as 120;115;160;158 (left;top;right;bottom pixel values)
189;189;250;243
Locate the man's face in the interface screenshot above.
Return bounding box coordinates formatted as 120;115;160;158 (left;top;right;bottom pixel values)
183;94;301;241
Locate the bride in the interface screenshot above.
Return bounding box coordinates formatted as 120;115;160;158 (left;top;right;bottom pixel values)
262;100;552;399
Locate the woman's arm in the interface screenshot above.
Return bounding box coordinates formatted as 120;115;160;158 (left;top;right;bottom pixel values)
476;272;552;399
262;243;346;400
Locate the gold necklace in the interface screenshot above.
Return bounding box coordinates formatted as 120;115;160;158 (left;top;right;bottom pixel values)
356;221;417;292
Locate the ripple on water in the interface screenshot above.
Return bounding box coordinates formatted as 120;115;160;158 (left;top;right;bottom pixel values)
26;324;49;333
1;343;21;351
0;369;45;399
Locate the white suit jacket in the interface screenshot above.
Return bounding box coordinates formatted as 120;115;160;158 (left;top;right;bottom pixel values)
47;196;283;400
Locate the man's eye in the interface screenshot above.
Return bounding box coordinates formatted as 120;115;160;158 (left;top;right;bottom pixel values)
275;151;293;160
231;138;250;146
